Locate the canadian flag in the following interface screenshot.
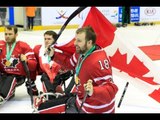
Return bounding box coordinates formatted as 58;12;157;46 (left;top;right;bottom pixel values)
55;7;116;54
55;7;160;103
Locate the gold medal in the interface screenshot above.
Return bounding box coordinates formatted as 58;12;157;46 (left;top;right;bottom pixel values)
5;60;11;67
75;75;80;85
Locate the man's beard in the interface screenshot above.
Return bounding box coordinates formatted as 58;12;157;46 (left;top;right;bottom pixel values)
76;44;88;54
6;38;16;44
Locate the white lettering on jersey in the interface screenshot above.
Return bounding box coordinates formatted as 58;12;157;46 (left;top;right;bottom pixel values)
98;59;109;70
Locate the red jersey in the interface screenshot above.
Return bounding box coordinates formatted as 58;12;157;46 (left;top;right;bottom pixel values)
0;40;37;76
54;46;118;113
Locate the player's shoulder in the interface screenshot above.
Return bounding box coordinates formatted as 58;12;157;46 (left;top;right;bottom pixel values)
0;40;5;45
17;41;29;46
33;44;42;50
93;48;106;55
16;41;32;49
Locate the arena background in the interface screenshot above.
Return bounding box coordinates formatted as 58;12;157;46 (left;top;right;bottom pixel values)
0;7;160;31
0;7;160;113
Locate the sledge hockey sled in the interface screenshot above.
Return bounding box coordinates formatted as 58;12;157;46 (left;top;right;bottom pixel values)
32;70;75;113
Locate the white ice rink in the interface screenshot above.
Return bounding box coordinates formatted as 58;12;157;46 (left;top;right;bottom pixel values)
0;25;160;113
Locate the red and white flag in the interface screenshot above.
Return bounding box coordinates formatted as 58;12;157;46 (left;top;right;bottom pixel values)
39;45;61;83
55;7;116;54
55;7;160;103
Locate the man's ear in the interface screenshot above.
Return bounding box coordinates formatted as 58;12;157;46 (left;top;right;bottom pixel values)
88;40;93;45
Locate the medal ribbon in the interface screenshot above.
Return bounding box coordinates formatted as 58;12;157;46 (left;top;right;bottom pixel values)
6;42;16;60
76;45;95;76
48;56;51;63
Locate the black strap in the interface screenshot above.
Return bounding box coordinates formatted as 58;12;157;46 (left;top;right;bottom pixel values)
64;76;75;96
21;61;33;107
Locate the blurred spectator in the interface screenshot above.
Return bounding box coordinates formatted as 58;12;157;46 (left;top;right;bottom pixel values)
0;7;7;26
26;7;37;31
122;6;130;27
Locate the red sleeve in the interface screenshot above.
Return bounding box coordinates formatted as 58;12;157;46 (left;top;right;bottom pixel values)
33;45;41;61
86;50;118;103
18;41;37;71
30;45;41;80
90;83;118;103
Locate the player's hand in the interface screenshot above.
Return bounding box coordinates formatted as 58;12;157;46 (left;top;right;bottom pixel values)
45;44;55;57
83;79;93;96
20;54;27;62
48;46;55;57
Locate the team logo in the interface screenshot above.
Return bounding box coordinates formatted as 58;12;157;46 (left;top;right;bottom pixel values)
2;58;19;68
56;9;69;19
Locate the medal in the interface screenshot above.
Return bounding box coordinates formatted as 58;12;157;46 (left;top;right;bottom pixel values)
6;42;16;67
75;45;96;85
5;60;11;67
75;75;80;85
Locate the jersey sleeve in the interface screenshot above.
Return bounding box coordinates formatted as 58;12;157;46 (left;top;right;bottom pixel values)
30;45;41;80
19;41;37;72
87;50;118;103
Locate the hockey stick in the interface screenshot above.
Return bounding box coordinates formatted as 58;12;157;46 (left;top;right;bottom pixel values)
56;7;86;41
78;91;88;113
78;80;92;113
21;60;33;107
117;82;129;108
48;7;87;51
